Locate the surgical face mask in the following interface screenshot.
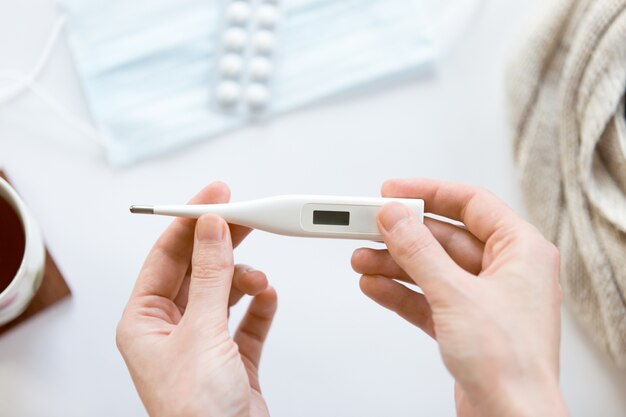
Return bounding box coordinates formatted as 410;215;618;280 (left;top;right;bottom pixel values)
1;0;482;167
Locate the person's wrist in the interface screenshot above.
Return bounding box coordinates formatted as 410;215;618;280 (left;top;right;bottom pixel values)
469;363;568;417
502;374;567;417
168;397;248;417
514;379;566;417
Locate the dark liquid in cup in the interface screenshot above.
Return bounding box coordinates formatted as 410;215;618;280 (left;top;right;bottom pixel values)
0;195;25;294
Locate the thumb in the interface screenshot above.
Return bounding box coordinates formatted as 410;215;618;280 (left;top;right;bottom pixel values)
185;214;234;325
378;202;463;294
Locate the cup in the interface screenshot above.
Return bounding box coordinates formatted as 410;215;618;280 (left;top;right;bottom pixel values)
0;177;46;325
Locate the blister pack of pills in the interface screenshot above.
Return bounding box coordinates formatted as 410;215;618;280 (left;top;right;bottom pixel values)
214;0;281;117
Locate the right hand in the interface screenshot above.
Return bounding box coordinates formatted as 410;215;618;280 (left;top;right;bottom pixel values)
351;179;569;417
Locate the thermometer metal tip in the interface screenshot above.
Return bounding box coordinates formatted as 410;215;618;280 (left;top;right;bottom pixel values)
130;205;154;214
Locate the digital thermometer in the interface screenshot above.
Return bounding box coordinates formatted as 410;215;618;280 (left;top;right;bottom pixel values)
130;195;424;241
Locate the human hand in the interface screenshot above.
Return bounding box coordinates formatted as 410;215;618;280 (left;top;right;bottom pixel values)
351;179;568;417
117;182;277;417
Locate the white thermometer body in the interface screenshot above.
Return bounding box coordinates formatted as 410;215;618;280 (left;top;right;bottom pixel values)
131;195;424;241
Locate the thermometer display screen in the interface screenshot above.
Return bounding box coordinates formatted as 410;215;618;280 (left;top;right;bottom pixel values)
313;210;350;226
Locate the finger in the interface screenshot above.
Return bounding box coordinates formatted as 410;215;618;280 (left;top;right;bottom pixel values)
201;184;250;249
352;248;413;283
230;223;252;250
234;287;278;386
424;217;483;274
184;215;233;323
378;202;464;293
173;265;268;311
382;179;525;243
360;275;435;338
353;218;484;279
173;267;191;312
133;182;231;299
228;266;269;307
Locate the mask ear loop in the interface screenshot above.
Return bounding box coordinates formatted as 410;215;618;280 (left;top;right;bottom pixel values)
0;16;105;146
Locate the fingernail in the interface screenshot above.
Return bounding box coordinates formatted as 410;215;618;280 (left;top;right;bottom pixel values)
197;215;225;242
379;203;411;232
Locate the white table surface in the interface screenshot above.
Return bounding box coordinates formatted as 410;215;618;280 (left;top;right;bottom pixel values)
1;0;625;416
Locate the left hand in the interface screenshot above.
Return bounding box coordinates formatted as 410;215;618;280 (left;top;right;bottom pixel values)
116;182;277;417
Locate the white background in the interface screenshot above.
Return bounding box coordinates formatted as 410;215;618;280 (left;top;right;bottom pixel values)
1;0;626;416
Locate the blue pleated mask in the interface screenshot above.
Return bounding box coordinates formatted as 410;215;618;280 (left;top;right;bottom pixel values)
57;0;439;166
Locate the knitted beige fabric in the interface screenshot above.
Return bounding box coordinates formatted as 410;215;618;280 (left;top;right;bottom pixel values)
506;0;626;367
